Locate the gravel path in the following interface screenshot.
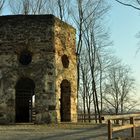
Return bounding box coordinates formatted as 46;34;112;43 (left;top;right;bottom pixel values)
0;124;139;140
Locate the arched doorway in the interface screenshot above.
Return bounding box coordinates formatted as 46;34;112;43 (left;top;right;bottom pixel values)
60;79;71;122
15;78;35;123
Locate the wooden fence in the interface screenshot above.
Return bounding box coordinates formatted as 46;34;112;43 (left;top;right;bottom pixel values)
102;113;140;140
78;114;95;122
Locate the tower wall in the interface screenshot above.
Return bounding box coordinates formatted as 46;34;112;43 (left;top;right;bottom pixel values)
0;15;77;124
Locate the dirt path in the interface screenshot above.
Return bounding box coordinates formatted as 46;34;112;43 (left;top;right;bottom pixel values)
0;124;107;140
0;124;139;140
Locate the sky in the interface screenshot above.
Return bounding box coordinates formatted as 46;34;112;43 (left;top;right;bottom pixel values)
1;1;140;96
109;1;140;96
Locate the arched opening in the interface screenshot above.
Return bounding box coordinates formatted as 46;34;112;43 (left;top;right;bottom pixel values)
61;55;69;68
60;79;71;122
15;78;35;123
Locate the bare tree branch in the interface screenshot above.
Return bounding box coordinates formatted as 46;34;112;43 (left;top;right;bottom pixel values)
30;0;47;14
0;0;5;14
136;0;140;5
114;0;140;10
9;0;30;15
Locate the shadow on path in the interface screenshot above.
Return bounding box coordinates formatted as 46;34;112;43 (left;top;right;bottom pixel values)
32;125;108;140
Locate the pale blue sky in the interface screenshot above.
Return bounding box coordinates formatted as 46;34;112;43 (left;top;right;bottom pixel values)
109;1;140;95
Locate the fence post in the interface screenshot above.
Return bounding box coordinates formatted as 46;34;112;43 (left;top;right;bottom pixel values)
130;117;135;138
108;120;112;140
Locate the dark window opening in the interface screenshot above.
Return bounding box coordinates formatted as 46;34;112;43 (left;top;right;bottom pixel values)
61;55;69;68
60;79;71;122
15;78;35;123
19;51;32;65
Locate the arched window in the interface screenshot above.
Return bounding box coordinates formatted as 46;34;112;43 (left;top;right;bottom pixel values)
60;79;71;122
61;55;69;68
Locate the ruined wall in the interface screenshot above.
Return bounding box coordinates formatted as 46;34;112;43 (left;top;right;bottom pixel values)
54;18;77;122
0;15;77;124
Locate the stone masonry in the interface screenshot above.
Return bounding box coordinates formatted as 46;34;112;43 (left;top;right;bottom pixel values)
0;15;77;124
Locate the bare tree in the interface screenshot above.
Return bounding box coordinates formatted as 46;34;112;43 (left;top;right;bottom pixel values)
82;0;111;123
71;0;110;98
56;0;70;21
30;0;47;14
45;0;71;22
79;49;93;122
104;63;137;114
9;0;48;15
72;0;111;123
71;0;85;92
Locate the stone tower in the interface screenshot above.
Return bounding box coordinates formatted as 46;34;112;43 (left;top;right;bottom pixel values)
0;15;77;124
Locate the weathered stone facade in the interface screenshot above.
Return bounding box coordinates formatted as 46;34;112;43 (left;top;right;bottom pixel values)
0;15;77;124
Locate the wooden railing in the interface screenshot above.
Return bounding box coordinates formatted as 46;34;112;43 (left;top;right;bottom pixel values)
102;113;140;140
